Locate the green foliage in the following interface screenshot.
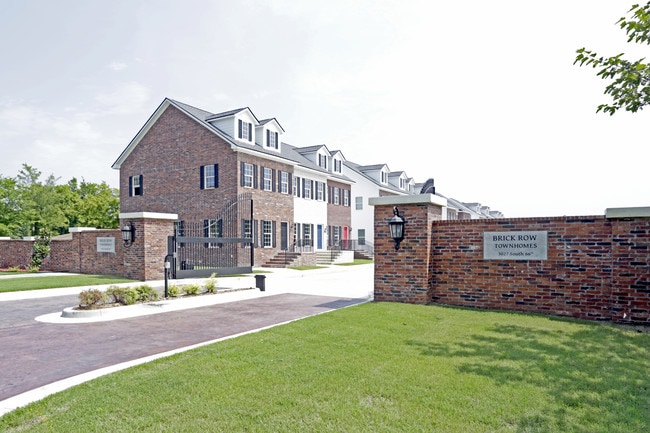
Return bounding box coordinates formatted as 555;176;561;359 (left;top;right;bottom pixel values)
204;273;218;293
167;284;180;297
182;283;201;296
135;284;159;302
0;164;119;238
575;2;650;114
78;289;108;308
106;286;138;305
30;229;51;270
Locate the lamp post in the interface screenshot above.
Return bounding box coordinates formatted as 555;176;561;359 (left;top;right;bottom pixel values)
121;222;135;246
388;206;406;250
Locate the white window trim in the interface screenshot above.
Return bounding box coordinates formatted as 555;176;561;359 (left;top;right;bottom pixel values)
243;163;254;188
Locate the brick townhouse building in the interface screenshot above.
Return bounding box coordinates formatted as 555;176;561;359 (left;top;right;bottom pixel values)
112;98;354;268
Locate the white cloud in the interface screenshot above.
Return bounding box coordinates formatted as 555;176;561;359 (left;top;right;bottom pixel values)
108;62;128;71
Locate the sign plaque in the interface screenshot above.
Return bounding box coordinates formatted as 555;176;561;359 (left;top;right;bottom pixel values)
97;237;116;253
483;231;547;260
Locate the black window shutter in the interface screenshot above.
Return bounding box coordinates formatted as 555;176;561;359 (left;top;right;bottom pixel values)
271;169;276;192
254;219;259;248
274;132;278;149
288;173;292;193
217;219;223;247
272;221;277;248
253;164;258;188
248;123;252;141
204;219;209;248
266;129;270;147
296;176;300;196
238;119;242;139
214;164;219;188
139;175;143;196
128;176;133;197
259;166;264;190
200;166;205;189
310;180;314;199
302;178;306;198
240;162;245;186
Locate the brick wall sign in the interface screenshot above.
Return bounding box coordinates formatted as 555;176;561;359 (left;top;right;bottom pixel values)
96;237;116;253
483;231;547;260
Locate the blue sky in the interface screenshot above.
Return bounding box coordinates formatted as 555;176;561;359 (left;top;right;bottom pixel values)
1;0;648;217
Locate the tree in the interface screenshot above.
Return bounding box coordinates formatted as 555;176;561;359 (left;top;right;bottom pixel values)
574;2;650;114
0;165;120;238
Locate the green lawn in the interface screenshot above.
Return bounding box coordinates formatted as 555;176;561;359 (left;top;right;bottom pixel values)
1;303;648;432
336;258;373;266
0;274;136;293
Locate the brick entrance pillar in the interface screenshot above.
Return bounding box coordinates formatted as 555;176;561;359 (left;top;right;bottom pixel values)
369;195;445;304
119;212;178;281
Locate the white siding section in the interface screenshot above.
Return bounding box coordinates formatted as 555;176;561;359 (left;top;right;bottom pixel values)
293;167;328;251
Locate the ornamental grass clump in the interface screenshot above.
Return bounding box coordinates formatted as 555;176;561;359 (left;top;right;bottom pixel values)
204;273;218;293
182;283;201;296
77;288;107;309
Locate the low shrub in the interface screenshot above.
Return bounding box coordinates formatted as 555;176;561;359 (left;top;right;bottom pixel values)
78;289;107;308
204;273;218;293
7;266;21;273
106;286;138;305
183;284;201;296
135;284;158;302
167;284;180;297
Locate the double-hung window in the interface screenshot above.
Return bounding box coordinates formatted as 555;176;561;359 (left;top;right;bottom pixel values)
243;163;254;188
200;164;218;189
129;175;143;196
355;196;363;210
238;119;252;141
333;187;340;205
267;130;278;149
263;167;272;191
343;189;349;207
280;171;289;194
262;220;272;248
303;179;311;199
316;182;324;201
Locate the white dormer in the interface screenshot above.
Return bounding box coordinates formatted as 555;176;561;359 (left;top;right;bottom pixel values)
256;118;285;152
206;107;259;144
388;171;409;191
330;150;345;174
296;145;332;171
358;164;390;185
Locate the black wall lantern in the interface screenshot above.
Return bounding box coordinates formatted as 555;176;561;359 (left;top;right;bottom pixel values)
388;206;406;250
121;222;135;246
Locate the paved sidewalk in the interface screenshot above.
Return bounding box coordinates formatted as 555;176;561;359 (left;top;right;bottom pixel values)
0;265;373;417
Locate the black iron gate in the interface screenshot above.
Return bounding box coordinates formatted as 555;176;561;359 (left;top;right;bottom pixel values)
168;193;254;278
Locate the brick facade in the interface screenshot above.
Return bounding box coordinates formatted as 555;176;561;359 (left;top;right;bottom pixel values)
372;197;650;324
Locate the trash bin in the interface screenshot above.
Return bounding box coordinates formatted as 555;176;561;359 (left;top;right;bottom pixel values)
255;274;266;291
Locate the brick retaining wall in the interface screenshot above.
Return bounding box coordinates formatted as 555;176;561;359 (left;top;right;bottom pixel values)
372;197;649;324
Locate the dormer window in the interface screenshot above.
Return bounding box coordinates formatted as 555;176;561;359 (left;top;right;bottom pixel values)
399;178;405;189
238;119;252;142
318;154;328;169
267;130;278;149
381;170;387;184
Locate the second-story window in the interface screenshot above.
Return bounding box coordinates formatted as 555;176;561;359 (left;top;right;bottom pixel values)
280;171;289;194
316;182;324;201
355;196;363;210
343;189;349;207
333;187;340;205
263;167;272;191
129;175;143;196
200;164;218;189
303;179;312;199
243;163;254;188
